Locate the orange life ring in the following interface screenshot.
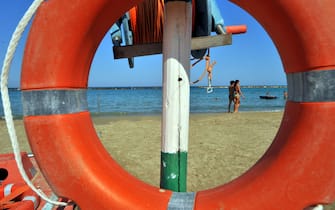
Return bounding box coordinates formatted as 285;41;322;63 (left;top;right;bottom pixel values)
0;183;40;210
0;153;35;186
21;0;335;209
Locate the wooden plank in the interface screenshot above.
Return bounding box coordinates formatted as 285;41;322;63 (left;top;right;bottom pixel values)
113;43;162;59
113;34;232;59
191;33;232;50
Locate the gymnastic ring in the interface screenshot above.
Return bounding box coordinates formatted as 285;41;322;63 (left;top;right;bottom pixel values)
21;0;335;209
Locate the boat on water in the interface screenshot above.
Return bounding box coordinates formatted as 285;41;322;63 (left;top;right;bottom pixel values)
259;95;278;99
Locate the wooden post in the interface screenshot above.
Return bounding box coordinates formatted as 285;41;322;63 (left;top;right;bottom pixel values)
161;0;192;192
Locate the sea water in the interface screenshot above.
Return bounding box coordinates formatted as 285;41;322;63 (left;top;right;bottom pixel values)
0;86;287;118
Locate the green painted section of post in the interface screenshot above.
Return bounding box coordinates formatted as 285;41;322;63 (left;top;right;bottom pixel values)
160;152;188;192
178;152;187;192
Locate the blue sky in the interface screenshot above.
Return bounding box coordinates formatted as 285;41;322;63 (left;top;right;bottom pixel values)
1;1;286;88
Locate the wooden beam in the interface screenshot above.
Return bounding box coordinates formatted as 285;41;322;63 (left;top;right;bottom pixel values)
191;33;232;50
113;43;162;59
113;33;232;59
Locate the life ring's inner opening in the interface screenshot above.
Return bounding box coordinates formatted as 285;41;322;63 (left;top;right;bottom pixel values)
89;1;285;191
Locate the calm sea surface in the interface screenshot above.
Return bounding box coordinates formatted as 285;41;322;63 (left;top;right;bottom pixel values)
1;86;287;118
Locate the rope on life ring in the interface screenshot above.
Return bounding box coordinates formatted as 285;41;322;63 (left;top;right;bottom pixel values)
20;0;335;209
0;0;68;207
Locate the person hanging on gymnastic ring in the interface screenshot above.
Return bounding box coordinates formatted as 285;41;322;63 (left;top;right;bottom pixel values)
205;55;216;93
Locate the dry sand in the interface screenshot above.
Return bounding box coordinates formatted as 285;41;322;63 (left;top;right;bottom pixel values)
1;112;334;209
89;112;281;191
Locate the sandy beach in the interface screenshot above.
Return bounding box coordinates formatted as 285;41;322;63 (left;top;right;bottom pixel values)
1;112;334;209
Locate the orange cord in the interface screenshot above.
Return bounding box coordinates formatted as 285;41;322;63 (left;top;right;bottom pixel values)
129;0;195;45
129;0;165;44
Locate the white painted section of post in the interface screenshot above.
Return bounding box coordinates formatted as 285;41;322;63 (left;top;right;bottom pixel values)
162;1;192;153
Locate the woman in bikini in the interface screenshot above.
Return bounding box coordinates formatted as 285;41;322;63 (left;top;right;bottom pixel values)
233;80;244;113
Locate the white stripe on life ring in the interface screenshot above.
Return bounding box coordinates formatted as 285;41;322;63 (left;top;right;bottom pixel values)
3;183;14;196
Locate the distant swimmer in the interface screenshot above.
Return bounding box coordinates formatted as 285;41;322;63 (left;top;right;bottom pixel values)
283;91;288;100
